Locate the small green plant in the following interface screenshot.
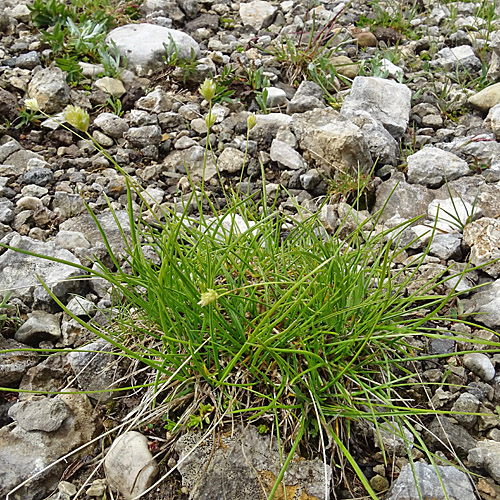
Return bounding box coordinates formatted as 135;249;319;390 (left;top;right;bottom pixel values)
11;98;43;129
105;95;124;117
187;404;214;430
162;40;199;83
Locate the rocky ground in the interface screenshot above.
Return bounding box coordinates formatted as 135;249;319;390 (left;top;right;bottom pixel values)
3;0;500;499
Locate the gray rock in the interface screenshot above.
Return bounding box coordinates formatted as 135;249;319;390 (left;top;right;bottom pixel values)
426;416;476;457
104;431;158;500
435;45;482;72
270;139;306;170
239;0;277;29
373;424;414;456
0;233;83;303
407;147;470;188
291;108;372;178
0;139;22;163
27;66;71;114
15;51;41;70
462;279;500;329
450;392;480;429
372;172;435;222
0;336;40;387
387;462;475;500
218;147;246;173
65;296;96;316
14;310;61;345
136;88;173;113
468;440;500;483
125;125;162;148
347;110;400;166
266;87;287;107
287;95;326;113
163;146;217;182
23;167;54;186
93;113;129;138
68;340;124;402
0;88;18;121
300;168;321;191
0;393;99;500
0;200;14;224
429;232;462;260
341;76;411;139
8;396;70;432
55;230;92;250
3;149;44;174
106;23;200;76
294;80;324;100
250;113;292;146
51;192;86;220
59;210;131;257
427;197;480;233
463;218;500;278
176;425;332;500
18;354;69;398
485;103;500;140
463;353;496;382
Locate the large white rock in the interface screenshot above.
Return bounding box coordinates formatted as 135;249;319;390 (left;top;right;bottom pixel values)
104;431;159;499
407;146;470;188
106;23;200;76
341;76;411;139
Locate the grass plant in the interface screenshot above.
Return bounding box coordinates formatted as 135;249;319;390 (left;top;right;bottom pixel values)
3;91;500;499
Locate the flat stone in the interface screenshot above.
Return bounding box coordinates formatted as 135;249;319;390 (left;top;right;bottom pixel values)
106;24;200;76
387;462;475;500
436;45;481;72
341;76;411;139
270;139;306;170
104;431;158;500
8;396;70;432
94;77;126;98
93;113;129;138
407;147;470;187
176;425;332;500
426;416;476;458
0;233;82;303
59;210;131;257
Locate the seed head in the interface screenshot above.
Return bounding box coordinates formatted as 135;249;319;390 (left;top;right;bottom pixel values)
63;105;90;133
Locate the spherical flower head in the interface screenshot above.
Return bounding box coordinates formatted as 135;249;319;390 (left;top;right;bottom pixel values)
63;105;89;133
198;289;219;307
247;113;257;130
199;78;216;102
24;98;40;112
